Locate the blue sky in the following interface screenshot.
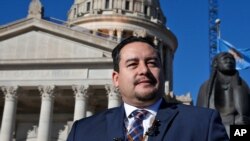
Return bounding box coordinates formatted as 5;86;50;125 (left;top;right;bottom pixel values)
0;0;249;104
163;0;250;103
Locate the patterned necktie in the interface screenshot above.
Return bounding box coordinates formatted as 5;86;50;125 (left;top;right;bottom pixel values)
127;109;149;141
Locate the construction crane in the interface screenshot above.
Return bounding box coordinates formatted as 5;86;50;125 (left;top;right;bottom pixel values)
208;0;219;69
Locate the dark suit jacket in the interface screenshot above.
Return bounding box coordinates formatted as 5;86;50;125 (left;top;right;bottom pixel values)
67;100;229;141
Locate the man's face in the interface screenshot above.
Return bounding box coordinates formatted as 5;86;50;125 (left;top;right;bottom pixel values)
217;54;236;72
112;42;164;107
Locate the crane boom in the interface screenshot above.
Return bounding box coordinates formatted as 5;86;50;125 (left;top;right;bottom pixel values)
208;0;219;69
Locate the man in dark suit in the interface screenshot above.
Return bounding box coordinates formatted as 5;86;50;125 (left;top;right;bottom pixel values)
67;36;229;141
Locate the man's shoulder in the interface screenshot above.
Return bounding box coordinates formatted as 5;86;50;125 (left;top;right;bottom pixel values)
67;106;123;140
175;104;216;116
77;106;121;123
161;100;216;115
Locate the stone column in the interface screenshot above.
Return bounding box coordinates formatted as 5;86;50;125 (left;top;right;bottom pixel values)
153;36;159;46
130;0;134;11
121;0;126;10
165;50;173;91
0;86;19;141
147;5;151;16
102;0;105;9
109;0;113;9
108;29;115;40
105;84;121;108
92;29;97;36
113;0;117;8
72;85;90;121
116;28;123;42
154;37;163;63
37;85;55;141
134;1;140;12
93;0;97;10
141;0;145;13
164;81;170;95
117;0;121;9
118;0;123;13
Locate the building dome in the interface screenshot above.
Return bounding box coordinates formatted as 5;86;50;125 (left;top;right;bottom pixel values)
68;0;166;23
67;0;177;51
67;0;177;90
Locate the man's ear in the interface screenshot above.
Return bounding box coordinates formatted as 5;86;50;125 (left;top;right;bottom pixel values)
112;71;119;87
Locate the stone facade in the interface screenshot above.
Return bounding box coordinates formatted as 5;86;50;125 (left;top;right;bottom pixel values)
0;0;191;141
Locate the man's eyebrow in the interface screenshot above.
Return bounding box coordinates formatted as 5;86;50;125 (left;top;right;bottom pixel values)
124;56;159;63
125;58;139;63
146;57;159;60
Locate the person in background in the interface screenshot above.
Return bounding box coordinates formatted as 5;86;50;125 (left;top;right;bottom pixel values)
67;36;229;141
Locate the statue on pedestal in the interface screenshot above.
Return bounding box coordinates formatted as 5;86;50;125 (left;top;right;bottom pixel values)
27;0;44;19
196;52;250;135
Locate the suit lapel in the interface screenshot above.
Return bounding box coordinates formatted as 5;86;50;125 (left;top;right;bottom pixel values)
148;101;179;141
106;105;126;141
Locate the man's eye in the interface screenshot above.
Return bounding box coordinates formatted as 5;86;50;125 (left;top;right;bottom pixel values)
148;61;157;66
127;63;137;67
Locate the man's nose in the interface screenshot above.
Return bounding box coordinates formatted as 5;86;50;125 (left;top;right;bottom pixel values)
138;63;149;74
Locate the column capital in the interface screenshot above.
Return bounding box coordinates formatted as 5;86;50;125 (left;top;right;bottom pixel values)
109;28;115;32
72;85;90;99
1;86;19;101
116;28;123;32
105;84;120;98
38;85;55;99
106;84;122;108
108;29;115;38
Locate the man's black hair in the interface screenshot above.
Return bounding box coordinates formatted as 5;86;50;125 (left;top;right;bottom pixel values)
112;36;159;72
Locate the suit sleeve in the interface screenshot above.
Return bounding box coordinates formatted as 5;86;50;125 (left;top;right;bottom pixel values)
67;121;78;141
208;110;229;141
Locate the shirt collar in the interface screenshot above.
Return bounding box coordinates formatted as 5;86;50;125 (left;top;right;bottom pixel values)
124;98;162;118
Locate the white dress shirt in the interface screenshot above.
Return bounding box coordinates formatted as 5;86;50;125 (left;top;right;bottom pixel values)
124;99;162;135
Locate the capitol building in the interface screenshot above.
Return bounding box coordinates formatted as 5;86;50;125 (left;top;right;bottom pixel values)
0;0;191;140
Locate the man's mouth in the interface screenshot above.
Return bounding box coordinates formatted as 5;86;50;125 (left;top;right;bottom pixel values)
135;79;152;85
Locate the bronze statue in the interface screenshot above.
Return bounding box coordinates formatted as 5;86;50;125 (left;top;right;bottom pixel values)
197;52;250;135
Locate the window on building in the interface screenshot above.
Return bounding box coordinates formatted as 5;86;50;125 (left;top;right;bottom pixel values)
144;6;148;15
125;0;130;10
105;0;110;9
86;2;91;11
74;8;77;15
157;12;161;19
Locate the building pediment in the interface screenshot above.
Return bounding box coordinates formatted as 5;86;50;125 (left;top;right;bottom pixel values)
0;18;117;65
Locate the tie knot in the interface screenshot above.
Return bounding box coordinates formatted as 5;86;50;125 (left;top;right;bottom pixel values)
131;109;149;120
